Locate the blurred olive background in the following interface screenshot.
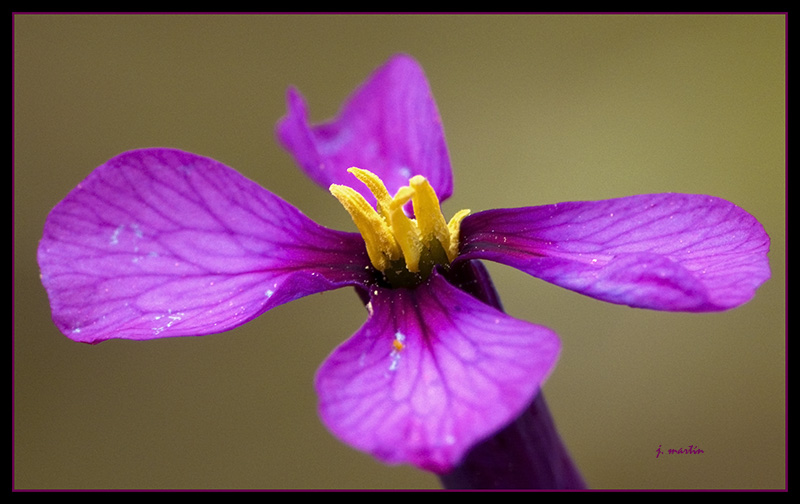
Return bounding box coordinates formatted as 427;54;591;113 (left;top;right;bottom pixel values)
14;14;785;490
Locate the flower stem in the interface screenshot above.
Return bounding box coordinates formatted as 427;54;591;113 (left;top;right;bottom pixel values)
438;260;586;490
438;392;586;489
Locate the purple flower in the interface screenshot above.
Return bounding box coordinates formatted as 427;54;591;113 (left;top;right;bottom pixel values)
37;54;770;475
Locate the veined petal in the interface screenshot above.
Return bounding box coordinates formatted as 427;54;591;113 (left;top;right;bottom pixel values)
458;193;771;312
275;54;454;206
314;271;560;473
37;148;373;344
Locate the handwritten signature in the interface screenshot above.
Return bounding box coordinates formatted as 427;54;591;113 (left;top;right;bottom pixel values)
656;444;704;458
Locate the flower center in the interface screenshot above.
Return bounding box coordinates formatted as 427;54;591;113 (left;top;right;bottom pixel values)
330;168;469;287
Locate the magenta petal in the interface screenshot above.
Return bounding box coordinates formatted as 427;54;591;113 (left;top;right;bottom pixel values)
314;271;560;473
458;193;771;312
37;148;372;343
276;54;454;205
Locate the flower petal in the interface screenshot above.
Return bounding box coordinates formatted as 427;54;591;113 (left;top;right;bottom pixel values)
458;193;771;312
314;271;560;473
276;54;454;205
38;148;373;343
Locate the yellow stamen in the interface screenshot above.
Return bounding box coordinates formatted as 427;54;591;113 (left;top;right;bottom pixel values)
347;167;393;216
446;209;471;262
410;175;451;256
328;184;400;271
329;167;470;285
387;186;423;272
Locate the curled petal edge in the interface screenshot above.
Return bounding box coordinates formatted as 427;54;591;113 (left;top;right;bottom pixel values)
457;193;771;312
275;54;454;205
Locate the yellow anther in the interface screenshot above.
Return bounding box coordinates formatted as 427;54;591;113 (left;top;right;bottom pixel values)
387;186;422;272
329;184;401;271
347;167;393;216
329;168;470;285
410;175;451;254
446;209;471;262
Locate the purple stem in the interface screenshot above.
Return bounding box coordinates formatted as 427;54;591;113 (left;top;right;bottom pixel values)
438;260;587;490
